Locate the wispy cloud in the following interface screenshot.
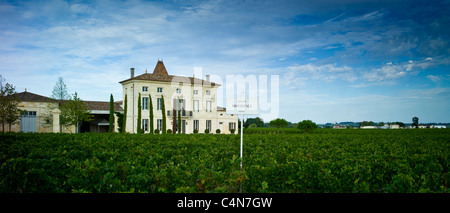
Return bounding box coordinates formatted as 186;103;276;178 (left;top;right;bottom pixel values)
427;75;441;83
287;63;356;84
362;57;447;82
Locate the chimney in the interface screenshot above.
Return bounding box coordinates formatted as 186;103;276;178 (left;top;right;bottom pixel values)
206;75;210;82
130;68;135;78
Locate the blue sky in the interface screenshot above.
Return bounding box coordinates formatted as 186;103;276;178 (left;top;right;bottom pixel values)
1;0;449;124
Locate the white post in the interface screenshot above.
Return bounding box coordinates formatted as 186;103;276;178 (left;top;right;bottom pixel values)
240;114;244;169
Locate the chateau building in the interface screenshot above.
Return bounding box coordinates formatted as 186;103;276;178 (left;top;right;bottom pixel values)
119;60;238;134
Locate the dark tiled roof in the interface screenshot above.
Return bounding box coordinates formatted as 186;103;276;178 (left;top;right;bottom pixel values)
153;60;169;75
15;91;56;102
15;91;123;112
119;60;220;86
119;73;220;86
84;101;123;112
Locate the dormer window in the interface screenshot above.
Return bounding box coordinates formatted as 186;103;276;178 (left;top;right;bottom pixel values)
176;88;181;94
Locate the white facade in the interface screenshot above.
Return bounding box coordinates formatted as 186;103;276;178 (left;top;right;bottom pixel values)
389;124;400;129
120;61;238;134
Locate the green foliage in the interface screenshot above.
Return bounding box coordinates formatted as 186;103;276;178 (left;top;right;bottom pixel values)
177;108;181;134
60;92;92;133
161;96;166;134
412;117;419;128
123;94;127;133
245;117;264;128
0;129;448;193
216;129;221;134
193;129;199;134
204;129;210;134
167;129;172;134
149;94;153;134
0;76;21;132
115;112;123;133
244;127;301;134
109;94;114;132
297;120;318;134
359;121;375;127
269;118;289;134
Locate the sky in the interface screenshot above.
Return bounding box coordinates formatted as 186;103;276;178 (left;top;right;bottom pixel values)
1;0;449;124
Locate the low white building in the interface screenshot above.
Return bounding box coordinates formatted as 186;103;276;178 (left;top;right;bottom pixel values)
333;125;346;129
6;91;122;133
360;126;377;129
389;124;400;129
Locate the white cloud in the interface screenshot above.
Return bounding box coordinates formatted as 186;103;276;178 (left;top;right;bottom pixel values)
426;75;441;83
362;58;445;82
363;64;407;82
287;63;356;84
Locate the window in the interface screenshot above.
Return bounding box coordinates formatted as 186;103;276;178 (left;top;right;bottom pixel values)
174;99;185;110
193;100;199;112
142;97;148;110
157;87;163;93
157;98;162;110
193;90;198;95
142;119;148;132
157;119;162;131
23;111;37;116
206;90;210;95
176;88;181;94
194;120;199;131
142;86;148;92
229;122;236;131
206;120;211;131
206;101;211;112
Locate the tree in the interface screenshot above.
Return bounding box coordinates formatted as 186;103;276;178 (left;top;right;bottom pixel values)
51;77;70;132
60;92;92;133
0;76;21;132
51;77;70;102
412;117;419;128
149;94;153;134
177;99;181;134
123;94;127;133
115;112;123;133
109;94;114;132
177;109;181;134
161;95;166;134
245;117;264;127
269;118;289;134
137;93;142;134
297;120;318;134
359;121;375;127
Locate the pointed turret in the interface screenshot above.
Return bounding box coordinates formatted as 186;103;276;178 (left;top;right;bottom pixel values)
153;59;169;76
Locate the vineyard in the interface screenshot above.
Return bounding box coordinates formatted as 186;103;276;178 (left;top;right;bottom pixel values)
0;129;448;193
